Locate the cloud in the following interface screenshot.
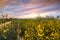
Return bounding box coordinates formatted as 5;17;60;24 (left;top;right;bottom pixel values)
17;10;59;19
1;1;60;15
0;0;60;18
38;3;60;12
0;0;60;7
0;0;18;7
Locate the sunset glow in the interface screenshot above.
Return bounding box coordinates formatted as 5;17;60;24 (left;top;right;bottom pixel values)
0;0;60;18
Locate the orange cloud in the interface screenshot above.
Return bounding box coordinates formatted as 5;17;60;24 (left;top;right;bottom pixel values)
0;0;7;7
0;0;18;7
0;0;60;7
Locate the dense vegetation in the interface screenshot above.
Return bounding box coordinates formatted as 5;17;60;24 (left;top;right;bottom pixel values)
0;18;60;40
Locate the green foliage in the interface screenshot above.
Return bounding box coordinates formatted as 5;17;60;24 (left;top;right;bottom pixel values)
0;18;60;40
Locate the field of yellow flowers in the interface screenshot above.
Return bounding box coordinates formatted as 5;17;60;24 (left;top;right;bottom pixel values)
0;18;60;40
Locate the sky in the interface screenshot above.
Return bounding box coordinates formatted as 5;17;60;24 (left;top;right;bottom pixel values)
0;0;60;18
